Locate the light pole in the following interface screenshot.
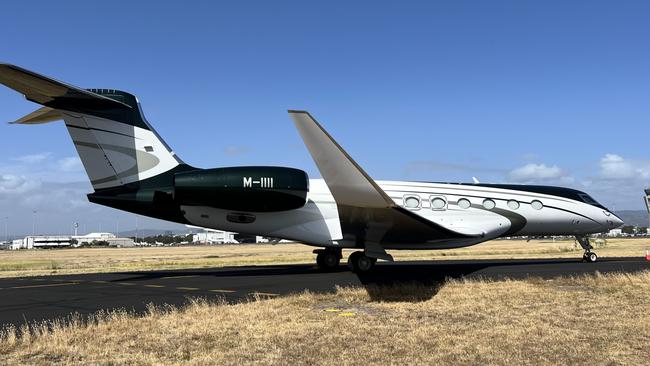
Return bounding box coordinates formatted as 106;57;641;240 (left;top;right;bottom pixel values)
645;189;650;228
32;210;37;236
4;216;8;243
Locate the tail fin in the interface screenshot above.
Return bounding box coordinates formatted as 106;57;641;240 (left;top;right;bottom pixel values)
0;64;182;190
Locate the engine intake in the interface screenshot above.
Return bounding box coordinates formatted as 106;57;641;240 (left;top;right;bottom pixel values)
174;166;309;212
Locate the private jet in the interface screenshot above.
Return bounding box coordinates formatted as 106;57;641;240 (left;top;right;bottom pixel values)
0;64;623;272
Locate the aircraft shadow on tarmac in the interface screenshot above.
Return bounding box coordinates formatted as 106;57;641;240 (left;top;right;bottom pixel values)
111;258;634;303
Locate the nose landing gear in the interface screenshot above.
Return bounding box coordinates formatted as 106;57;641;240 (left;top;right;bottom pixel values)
583;251;598;263
576;235;598;263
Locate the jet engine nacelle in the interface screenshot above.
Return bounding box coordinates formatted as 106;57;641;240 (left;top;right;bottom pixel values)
174;166;309;212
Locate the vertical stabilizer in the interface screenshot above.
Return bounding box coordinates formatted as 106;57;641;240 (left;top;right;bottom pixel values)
0;64;182;190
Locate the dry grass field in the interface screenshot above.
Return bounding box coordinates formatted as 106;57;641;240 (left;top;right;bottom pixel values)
0;237;648;278
1;271;648;365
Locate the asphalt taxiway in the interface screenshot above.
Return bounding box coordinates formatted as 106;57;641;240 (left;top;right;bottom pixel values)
1;257;648;329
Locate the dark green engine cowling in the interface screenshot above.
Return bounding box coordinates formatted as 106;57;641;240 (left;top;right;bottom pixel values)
174;166;309;212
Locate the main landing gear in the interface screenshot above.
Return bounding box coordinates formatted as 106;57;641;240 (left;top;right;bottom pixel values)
314;248;342;271
313;249;379;272
576;235;598;263
315;243;391;273
347;251;377;272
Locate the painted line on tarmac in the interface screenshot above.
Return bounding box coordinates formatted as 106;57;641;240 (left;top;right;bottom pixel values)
5;282;79;290
338;312;356;317
176;287;199;291
144;284;166;288
161;275;199;280
210;289;236;293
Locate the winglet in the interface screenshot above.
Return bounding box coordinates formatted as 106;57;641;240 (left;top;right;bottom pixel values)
289;110;394;208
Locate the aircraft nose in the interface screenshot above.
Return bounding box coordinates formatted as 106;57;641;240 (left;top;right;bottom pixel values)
613;215;624;228
604;211;624;228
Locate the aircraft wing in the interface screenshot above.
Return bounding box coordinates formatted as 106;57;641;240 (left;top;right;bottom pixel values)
289;110;394;209
0;63;131;110
289;110;479;252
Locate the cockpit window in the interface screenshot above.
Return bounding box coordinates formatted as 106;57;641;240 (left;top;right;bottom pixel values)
578;193;599;205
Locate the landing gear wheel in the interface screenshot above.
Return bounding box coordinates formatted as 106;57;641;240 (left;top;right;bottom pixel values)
585;252;598;263
315;250;341;270
347;251;375;273
576;236;597;263
321;251;340;269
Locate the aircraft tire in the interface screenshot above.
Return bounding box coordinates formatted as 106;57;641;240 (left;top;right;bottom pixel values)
586;252;598;263
322;251;340;268
347;251;374;273
316;250;341;270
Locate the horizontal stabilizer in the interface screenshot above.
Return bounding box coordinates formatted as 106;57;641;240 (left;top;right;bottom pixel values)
289;110;394;209
0;63;131;110
10;106;62;124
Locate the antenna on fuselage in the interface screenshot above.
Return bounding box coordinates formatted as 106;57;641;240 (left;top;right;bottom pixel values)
472;177;480;184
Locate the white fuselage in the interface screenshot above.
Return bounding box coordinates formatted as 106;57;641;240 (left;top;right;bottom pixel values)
181;179;622;250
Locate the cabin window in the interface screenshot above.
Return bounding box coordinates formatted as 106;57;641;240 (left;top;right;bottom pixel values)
404;195;421;209
457;198;471;209
482;199;496;210
430;196;447;210
531;200;543;210
507;200;520;210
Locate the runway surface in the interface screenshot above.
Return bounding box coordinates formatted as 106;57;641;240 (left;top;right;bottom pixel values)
1;257;648;329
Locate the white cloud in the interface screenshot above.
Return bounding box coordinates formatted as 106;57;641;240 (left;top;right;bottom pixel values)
508;163;570;183
599;153;650;180
57;156;83;172
0;174;41;196
12;152;52;164
0;153;183;235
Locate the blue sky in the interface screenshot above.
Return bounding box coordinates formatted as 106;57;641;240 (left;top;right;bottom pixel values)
1;1;649;235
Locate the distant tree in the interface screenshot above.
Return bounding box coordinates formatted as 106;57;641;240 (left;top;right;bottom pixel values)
89;240;110;247
621;226;636;235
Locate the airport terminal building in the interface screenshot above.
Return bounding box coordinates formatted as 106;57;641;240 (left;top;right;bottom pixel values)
10;232;135;250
